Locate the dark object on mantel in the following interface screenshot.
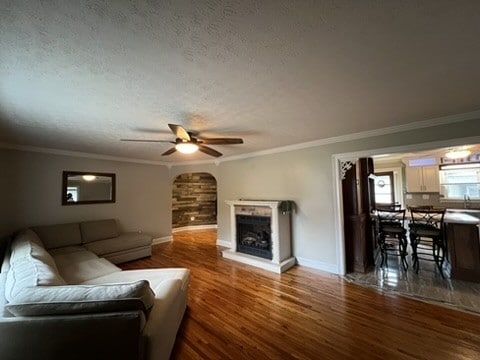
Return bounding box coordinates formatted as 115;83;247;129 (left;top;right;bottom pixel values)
280;201;296;215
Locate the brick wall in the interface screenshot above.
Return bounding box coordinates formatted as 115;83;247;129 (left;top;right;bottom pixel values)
172;172;217;228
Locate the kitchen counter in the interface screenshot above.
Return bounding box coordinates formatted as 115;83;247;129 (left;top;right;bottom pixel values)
372;209;480;224
445;210;480;282
445;211;480;225
447;222;480;282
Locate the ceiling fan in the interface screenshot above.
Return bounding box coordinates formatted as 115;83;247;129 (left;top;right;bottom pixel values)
121;124;243;157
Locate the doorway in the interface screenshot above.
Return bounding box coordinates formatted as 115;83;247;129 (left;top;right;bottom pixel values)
172;172;217;230
334;137;480;275
333;137;480;315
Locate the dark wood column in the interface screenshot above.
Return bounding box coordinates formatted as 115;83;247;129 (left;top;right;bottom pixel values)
358;158;375;266
342;158;375;273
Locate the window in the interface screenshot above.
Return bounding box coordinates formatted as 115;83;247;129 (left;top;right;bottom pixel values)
408;157;437;167
67;186;79;202
374;172;394;204
439;164;480;200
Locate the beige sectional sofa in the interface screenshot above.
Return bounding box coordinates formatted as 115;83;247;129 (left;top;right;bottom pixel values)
0;221;190;360
31;218;153;264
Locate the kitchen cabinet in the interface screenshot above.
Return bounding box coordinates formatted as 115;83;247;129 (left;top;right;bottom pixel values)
447;222;480;282
405;165;439;192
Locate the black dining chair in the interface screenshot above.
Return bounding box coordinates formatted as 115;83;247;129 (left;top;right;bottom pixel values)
376;203;402;211
376;209;408;270
407;205;433;211
409;208;446;277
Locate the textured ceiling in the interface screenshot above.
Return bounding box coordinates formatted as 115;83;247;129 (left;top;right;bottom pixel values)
1;1;480;163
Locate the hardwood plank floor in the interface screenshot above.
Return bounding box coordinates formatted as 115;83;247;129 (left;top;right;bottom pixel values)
120;230;480;359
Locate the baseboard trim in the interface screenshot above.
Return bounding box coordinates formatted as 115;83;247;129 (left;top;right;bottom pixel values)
296;257;339;274
152;236;173;245
172;224;218;233
216;239;231;248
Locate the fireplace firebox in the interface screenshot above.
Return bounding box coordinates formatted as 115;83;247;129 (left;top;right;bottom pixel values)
236;215;272;260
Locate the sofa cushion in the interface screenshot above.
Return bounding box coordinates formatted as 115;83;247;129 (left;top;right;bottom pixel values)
85;232;152;256
82;268;191;294
53;248;100;269
5;234;66;302
53;250;120;284
80;219;120;244
31;223;82;249
6;280;155;317
48;245;86;256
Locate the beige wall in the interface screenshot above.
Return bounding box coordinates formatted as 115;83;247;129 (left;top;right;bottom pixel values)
168;163;219;182
216;118;480;271
0;149;172;239
2;117;480;273
217;147;336;265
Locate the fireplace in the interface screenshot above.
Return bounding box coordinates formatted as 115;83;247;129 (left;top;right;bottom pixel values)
222;200;295;273
236;215;272;260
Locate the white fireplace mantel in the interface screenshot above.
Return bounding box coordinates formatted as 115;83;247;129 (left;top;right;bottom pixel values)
222;200;296;273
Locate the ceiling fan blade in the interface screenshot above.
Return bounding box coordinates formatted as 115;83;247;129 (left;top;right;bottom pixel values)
161;147;177;156
198;145;222;157
121;139;173;143
168;124;191;141
198;138;243;145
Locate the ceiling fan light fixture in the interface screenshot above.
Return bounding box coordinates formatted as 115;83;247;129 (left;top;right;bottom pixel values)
175;142;199;154
122;124;243;157
445;149;471;159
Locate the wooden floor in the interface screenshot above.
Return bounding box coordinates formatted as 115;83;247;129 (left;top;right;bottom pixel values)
121;230;480;359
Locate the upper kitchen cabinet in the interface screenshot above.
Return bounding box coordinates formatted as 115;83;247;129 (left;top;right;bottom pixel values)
405;164;440;193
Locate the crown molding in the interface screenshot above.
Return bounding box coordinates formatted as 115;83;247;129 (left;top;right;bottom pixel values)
333;135;480;162
217;110;480;164
0;142;169;166
1;109;479;167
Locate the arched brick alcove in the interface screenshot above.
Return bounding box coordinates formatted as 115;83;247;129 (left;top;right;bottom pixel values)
172;172;217;229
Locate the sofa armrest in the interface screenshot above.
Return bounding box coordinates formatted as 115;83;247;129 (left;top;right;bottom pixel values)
0;311;145;360
143;279;188;360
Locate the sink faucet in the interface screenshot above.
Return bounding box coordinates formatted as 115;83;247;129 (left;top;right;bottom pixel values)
464;194;471;209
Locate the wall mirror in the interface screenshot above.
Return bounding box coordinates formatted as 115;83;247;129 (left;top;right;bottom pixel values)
62;171;116;205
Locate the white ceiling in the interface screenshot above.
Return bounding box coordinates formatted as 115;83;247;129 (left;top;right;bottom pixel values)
1;1;480;163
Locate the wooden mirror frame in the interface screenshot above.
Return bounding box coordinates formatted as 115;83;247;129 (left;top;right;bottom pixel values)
62;171;116;205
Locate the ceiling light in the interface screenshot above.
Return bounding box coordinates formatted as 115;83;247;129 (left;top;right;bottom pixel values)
82;175;96;181
175;142;199;154
444;149;471;159
440;163;480;170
